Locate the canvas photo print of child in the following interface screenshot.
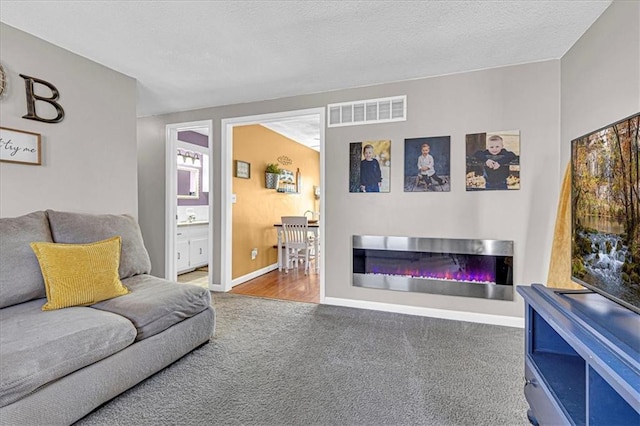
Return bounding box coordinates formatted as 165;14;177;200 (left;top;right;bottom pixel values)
349;140;391;193
466;130;520;191
404;136;451;192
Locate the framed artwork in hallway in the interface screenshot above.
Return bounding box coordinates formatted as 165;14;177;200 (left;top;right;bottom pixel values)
235;160;250;179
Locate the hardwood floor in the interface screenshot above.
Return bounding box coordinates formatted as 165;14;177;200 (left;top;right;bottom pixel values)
230;269;320;304
178;265;320;304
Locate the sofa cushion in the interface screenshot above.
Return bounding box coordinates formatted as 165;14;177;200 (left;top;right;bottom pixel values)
31;236;130;311
91;274;211;341
46;210;152;279
0;298;136;408
0;211;52;308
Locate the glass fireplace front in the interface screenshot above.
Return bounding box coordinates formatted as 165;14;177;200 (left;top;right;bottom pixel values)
352;235;514;300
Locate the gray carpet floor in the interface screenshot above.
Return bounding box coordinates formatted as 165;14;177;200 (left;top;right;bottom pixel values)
76;293;529;426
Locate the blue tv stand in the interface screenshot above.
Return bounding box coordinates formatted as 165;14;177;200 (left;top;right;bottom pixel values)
517;284;639;425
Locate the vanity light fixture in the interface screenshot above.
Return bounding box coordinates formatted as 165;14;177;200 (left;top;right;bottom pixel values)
177;149;201;167
177;149;186;165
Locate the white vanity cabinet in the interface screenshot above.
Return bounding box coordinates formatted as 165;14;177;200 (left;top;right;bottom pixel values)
176;223;209;274
187;224;209;270
176;237;190;272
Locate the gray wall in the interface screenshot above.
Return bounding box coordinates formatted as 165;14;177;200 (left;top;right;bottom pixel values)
138;1;637;319
139;60;560;319
560;0;640;166
326;62;560;319
0;23;138;218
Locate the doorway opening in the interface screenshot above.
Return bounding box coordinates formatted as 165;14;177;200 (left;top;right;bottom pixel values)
221;108;325;303
165;120;214;290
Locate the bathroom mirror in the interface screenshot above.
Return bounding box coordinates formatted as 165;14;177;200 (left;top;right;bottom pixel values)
177;166;199;199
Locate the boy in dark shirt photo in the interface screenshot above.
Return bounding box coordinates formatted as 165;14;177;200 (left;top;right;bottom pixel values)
359;144;382;192
473;135;518;190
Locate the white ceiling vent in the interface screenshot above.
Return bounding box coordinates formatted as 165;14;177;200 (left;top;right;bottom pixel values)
327;95;406;127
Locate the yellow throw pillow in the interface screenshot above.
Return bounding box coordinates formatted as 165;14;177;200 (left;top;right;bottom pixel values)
30;236;130;311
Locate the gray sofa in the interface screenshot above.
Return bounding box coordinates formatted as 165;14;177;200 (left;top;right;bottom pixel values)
0;210;215;425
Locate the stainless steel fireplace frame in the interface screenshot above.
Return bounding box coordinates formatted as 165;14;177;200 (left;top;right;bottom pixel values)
352;235;514;301
352;235;514;256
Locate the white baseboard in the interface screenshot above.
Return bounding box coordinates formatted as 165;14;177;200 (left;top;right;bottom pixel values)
231;264;279;287
209;283;224;292
322;297;524;328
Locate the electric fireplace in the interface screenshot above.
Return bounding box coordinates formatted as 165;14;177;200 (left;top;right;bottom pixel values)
353;235;514;301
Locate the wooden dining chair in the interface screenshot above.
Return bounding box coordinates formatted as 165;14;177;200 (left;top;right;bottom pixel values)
281;216;314;274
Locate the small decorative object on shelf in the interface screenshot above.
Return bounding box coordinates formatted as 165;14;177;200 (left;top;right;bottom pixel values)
265;163;281;189
277;169;297;193
296;168;302;193
276;183;297;193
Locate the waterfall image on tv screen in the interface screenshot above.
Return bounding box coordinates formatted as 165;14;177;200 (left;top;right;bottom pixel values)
571;112;640;313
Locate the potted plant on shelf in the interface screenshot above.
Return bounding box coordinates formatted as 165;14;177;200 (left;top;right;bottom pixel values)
265;163;282;189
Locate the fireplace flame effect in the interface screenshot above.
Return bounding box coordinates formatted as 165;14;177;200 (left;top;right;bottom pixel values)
352;238;514;300
368;265;496;284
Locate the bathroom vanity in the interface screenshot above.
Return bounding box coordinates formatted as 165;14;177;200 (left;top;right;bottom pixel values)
176;221;209;274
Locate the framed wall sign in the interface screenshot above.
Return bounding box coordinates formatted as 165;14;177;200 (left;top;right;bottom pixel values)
0;127;42;165
235;160;251;179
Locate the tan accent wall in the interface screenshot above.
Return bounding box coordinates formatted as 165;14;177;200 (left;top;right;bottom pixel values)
232;125;319;279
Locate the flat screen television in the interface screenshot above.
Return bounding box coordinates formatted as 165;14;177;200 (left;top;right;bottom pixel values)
571;112;639;314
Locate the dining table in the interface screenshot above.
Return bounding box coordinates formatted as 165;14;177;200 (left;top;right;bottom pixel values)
273;222;320;273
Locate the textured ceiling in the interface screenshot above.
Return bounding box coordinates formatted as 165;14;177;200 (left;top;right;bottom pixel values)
261;115;321;151
0;0;611;121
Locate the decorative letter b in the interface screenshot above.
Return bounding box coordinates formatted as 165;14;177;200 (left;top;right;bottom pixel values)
20;74;65;123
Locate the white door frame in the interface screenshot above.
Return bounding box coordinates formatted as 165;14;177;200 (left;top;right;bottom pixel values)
220;107;325;301
165;120;214;289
